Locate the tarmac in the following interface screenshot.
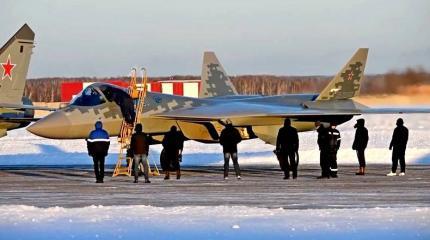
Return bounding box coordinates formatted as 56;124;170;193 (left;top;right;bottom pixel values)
0;164;429;209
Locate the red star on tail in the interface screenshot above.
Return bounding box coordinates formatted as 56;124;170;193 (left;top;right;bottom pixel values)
2;54;16;80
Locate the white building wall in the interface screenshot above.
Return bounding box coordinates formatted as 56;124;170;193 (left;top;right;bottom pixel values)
161;82;173;95
183;82;199;98
135;83;151;91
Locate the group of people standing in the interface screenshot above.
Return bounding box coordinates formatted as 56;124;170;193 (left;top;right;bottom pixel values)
86;122;185;184
129;124;185;183
276;117;409;179
86;116;409;183
85;119;245;183
315;121;342;179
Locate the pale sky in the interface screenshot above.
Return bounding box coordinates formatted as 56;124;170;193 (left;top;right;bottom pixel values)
1;0;429;78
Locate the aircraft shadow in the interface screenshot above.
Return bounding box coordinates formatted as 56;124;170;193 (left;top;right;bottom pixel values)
0;144;277;167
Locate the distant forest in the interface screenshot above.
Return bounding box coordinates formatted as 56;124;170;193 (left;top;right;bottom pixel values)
24;68;430;102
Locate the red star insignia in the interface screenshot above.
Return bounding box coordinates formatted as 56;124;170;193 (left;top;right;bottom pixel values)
2;54;16;81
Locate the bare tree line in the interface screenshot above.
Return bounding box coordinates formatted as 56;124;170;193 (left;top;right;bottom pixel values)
24;68;430;102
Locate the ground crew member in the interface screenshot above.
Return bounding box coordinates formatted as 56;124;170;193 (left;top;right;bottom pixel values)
327;123;341;178
387;118;409;176
130;123;151;184
352;118;369;175
109;89;136;125
276;118;299;179
86;121;110;183
316;121;330;179
219;119;242;180
162;126;185;180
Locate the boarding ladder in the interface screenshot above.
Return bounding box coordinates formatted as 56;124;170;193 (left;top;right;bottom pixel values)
112;68;160;177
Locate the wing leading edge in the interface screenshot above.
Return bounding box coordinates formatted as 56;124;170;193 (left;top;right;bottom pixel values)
153;102;430;123
0;103;57;111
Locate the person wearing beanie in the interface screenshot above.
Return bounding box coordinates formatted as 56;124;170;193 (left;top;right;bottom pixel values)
387;118;409;176
219;119;242;180
130;123;151;184
352;118;369;175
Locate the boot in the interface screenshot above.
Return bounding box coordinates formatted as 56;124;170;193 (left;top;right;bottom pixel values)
164;171;170;180
176;169;181;180
355;167;361;175
134;177;138;183
355;167;364;175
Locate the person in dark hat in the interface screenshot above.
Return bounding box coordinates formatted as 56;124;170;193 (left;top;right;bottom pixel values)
276;118;299;179
352;118;369;175
387;118;409;176
130;123;151;184
161;126;185;180
219;119;242;180
316;121;330;179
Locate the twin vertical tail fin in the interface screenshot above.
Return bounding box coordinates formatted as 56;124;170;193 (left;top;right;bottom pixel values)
0;24;35;104
199;52;238;98
316;48;368;101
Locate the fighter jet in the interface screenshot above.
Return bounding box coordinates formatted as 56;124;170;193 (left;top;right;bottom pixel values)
27;49;430;144
0;24;54;138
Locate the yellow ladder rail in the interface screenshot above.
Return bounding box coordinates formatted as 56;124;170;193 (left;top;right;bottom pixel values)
113;67;160;177
113;68;141;177
136;68;160;176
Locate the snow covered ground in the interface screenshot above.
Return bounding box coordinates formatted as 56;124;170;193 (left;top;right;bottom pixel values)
0;205;428;240
1;114;430;239
0;114;429;166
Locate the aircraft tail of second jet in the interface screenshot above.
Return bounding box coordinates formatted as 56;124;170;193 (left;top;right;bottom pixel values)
0;24;35;105
316;48;368;101
200;52;238;98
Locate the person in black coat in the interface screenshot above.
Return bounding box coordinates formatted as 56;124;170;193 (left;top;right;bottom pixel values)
316;121;330;179
104;87;136;125
161;126;185;180
352;118;369;175
86;121;110;183
327;123;341;178
219;119;242;180
276;118;299;179
387;118;409;176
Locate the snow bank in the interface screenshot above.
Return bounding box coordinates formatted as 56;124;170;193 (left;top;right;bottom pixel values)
0;114;429;165
0;205;428;239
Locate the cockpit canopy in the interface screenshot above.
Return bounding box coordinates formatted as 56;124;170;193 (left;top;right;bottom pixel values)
70;86;105;106
70;83;128;107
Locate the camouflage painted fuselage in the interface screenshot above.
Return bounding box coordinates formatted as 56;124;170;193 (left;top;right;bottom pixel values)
27;49;372;144
27;83;353;145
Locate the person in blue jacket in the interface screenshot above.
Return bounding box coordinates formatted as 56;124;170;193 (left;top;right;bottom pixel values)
87;121;110;183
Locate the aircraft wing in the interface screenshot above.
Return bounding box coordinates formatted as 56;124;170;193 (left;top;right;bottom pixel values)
153;102;356;122
0;117;41;122
154;102;430;122
0;103;57;111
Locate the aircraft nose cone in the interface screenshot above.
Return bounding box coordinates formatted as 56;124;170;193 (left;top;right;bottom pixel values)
27;111;71;139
